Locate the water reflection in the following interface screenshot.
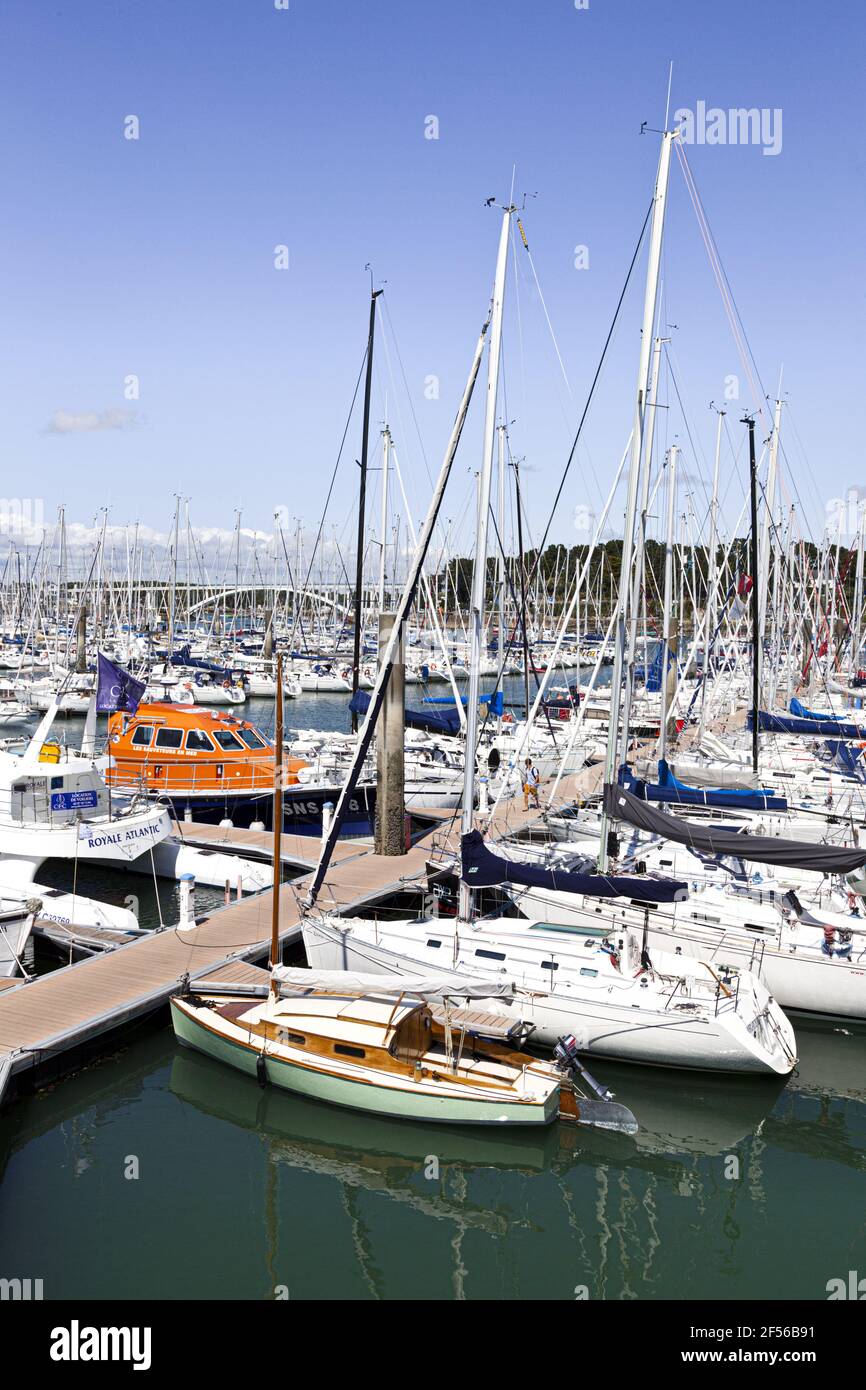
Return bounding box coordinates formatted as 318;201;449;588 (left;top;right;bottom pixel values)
2;1019;865;1300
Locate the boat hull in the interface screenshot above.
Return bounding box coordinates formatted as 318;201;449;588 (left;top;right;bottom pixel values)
167;782;376;835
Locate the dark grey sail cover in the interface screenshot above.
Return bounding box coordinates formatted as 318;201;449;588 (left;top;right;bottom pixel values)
603;784;866;873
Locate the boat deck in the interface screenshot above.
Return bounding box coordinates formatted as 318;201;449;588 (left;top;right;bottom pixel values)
0;765;601;1101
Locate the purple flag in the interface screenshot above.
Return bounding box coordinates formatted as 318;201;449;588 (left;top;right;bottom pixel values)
96;652;146;714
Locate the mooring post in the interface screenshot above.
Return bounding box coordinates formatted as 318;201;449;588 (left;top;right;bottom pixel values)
374;611;405;856
76;606;87;673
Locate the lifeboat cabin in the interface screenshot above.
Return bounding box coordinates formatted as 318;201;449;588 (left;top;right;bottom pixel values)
105;703;309;830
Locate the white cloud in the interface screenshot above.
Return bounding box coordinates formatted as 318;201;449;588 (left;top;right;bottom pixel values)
44;407;138;435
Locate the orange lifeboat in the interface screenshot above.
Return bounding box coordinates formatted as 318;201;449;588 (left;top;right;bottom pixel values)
106;702;308;800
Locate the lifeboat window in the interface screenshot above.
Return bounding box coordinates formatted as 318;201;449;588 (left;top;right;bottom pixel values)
334;1043;365;1058
131;726;154;747
212;730;244;751
237;728;267;750
475;948;506;961
155;728;183;750
186;729;214;751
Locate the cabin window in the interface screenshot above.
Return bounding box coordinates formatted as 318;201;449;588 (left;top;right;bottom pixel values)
50;776;63;789
282;1031;306;1046
579;967;598;978
334;1043;365;1058
237;728;267;750
131;726;154;747
155;728;183;750
186;729;214;751
540;960;560;971
475;948;506;961
213;730;244;751
426;939;441;948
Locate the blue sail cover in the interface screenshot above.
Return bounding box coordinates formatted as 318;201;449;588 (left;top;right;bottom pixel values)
824;740;866;782
656;758;780;800
349;688;461;736
790;697;835;721
749;710;863;739
620;764;787;812
461;830;687;902
423;691;504;717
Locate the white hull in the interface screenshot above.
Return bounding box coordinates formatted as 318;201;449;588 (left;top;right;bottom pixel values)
302;918;796;1075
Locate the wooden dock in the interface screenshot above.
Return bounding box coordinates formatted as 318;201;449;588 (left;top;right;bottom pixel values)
0;766;600;1103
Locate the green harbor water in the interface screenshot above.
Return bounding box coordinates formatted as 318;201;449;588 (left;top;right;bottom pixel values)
2;1017;865;1300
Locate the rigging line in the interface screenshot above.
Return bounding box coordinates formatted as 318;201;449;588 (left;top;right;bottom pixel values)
287;340;369;653
674;142;767;428
677;144;823;544
380;296;435;491
526;198;653;583
517;215;574;400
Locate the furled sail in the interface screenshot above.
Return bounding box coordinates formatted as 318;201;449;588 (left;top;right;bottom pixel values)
749;710;863;739
272;964;516;999
461;828;687;903
349;688;461;736
618;762;787;812
603;783;866;873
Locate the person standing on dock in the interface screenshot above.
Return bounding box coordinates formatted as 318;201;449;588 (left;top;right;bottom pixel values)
523;758;540;811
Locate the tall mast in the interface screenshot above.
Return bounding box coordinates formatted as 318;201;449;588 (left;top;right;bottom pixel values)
497;422;506;696
351;287;383;731
458;204;512;922
512;458;532;719
269;652;284;993
168;495;180;662
598;128;675;870
622;333;664;740
698;407;724;742
744;414;761;775
759;396;783;644
659;445;677;764
305;309;492;910
853;502;865;674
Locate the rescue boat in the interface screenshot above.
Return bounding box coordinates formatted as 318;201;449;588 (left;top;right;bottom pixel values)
105;702;376;834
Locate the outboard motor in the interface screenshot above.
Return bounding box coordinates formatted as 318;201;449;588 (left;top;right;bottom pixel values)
554;1033;614;1102
553;1034;638;1135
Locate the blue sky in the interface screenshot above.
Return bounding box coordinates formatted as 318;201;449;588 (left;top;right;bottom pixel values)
1;0;863;563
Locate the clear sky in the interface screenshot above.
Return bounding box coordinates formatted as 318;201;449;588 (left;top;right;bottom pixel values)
1;0;863;565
